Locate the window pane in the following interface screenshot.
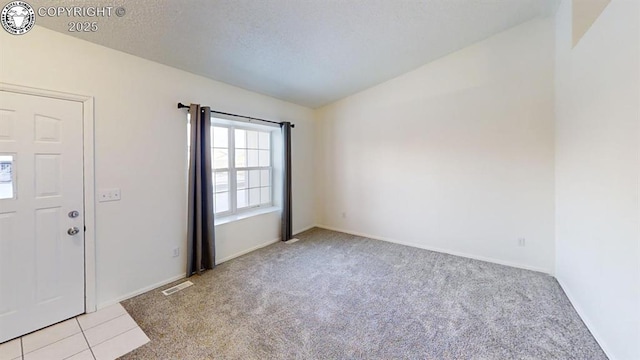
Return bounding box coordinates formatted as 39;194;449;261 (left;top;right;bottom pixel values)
212;126;228;148
213;148;228;169
215;192;229;213
204;125;274;215
247;149;259;167
236;170;247;189
249;188;260;206
260;170;270;187
235;149;247;167
249;170;260;188
237;189;248;208
259;150;270;167
0;155;15;200
235;129;246;148
260;186;271;204
214;171;229;192
259;132;270;150
247;131;258;148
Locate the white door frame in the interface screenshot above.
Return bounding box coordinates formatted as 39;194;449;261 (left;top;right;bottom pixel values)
0;82;97;313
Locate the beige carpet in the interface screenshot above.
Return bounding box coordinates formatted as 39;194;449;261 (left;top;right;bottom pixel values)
120;228;606;359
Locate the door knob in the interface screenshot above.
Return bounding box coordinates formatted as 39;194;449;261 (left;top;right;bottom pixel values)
67;227;80;236
68;210;80;218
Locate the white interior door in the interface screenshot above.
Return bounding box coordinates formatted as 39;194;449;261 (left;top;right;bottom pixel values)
0;91;85;343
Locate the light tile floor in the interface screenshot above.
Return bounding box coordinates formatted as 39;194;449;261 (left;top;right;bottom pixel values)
0;304;149;360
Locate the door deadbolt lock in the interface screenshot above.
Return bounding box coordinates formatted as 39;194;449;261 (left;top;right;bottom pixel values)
68;210;80;218
67;227;80;236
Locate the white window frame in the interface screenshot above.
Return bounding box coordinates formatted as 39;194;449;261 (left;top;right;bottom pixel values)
211;120;273;218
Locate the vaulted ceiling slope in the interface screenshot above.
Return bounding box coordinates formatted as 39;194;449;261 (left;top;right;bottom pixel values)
31;0;557;108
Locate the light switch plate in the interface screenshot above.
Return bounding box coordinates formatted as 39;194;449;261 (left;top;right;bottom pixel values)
98;188;121;202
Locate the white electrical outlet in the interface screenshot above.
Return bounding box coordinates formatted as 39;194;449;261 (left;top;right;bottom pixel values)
172;248;180;257
518;238;526;247
98;188;121;202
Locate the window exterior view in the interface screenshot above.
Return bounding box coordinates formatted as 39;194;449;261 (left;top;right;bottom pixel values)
0;154;14;199
211;124;273;216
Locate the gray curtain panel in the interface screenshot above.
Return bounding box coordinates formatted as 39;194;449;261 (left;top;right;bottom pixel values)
187;104;216;276
281;122;293;241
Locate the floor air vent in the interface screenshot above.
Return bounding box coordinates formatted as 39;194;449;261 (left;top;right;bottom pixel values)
162;281;194;296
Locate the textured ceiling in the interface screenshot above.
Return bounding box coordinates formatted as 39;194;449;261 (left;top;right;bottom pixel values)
30;0;557;108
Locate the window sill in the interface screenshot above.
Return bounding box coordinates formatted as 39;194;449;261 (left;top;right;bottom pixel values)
214;206;280;226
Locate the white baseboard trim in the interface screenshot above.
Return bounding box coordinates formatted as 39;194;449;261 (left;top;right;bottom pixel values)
294;224;317;235
315;224;552;274
216;223;317;263
96;273;186;310
556;277;616;360
216;237;280;264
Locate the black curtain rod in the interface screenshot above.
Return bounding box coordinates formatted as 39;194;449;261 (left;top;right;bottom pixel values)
177;102;294;128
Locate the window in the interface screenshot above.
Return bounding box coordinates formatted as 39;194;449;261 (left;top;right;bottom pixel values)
211;123;273;216
0;154;15;200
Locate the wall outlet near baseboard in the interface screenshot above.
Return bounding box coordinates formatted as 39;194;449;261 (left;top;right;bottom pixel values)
517;238;526;247
172;247;180;257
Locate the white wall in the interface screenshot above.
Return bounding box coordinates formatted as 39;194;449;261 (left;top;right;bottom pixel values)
555;1;640;359
0;27;316;308
315;17;556;273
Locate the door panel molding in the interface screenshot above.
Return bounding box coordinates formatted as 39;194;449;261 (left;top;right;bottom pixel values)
0;82;97;313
